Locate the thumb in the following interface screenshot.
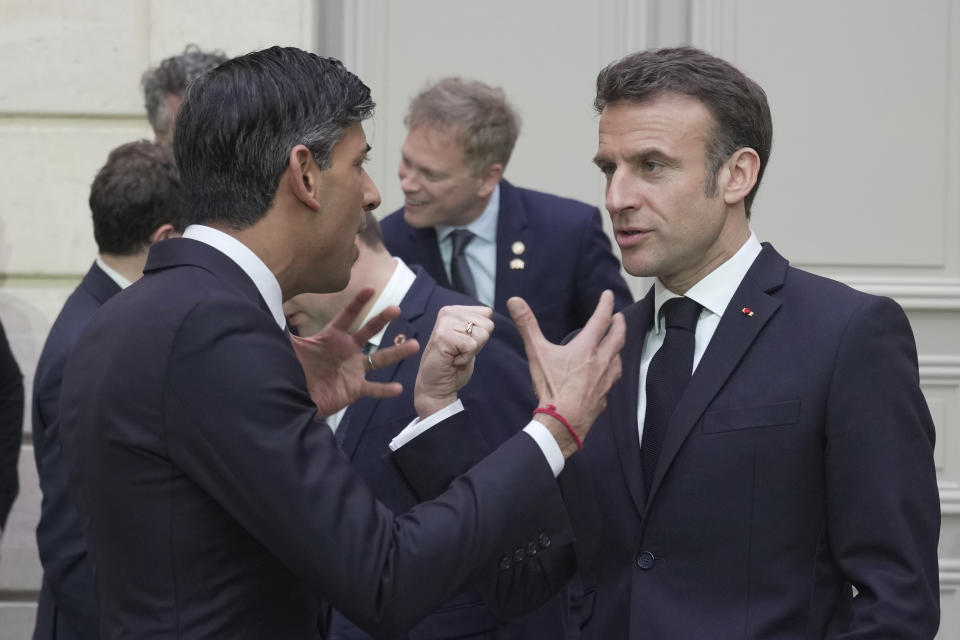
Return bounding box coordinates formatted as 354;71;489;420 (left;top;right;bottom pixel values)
507;296;547;349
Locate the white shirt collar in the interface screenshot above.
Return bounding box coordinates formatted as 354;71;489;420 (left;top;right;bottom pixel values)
95;256;133;290
652;232;763;333
360;257;417;349
436;183;500;244
182;224;286;330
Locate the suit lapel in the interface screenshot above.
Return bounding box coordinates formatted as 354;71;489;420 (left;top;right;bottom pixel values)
610;293;654;517
407;226;450;289
493;181;529;315
644;245;788;504
339;273;433;458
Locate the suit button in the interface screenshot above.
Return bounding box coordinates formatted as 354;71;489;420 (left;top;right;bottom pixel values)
537;532;552;549
636;551;655;570
498;555;512;571
526;541;538;557
513;547;526;563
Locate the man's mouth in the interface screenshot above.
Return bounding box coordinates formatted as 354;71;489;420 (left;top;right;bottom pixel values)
615;228;652;247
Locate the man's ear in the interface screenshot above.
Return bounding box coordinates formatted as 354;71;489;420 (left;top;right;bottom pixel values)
477;163;503;198
721;148;760;206
286;144;322;211
148;223;178;244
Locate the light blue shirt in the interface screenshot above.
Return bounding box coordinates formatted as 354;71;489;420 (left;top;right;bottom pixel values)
435;183;499;307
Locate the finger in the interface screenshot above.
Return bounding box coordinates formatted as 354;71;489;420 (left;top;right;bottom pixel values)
507;296;548;351
440;330;485;364
353;305;403;347
367;338;420;370
328;287;376;333
595;312;627;362
358;380;405;399
576;290;615;346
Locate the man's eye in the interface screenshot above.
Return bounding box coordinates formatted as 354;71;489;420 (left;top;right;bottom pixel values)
644;161;662;173
598;164;615;176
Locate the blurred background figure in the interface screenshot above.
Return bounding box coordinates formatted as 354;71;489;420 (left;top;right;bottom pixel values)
380;77;632;343
0;319;24;552
141;44;228;145
32;140;184;640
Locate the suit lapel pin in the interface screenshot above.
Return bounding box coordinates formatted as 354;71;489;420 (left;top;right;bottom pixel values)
393;333;407;346
511;241;525;255
741;307;754;317
509;258;525;270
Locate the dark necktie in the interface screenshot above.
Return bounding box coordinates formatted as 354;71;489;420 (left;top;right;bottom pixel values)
641;296;702;490
449;229;477;298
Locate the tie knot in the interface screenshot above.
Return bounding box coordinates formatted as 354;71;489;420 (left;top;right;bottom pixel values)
661;297;701;332
449;229;475;256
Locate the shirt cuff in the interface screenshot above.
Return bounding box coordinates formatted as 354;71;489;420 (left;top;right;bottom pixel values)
523;420;565;477
389;399;464;451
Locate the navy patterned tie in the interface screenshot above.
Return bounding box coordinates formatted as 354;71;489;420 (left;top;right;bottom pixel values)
449;229;478;298
641;297;702;490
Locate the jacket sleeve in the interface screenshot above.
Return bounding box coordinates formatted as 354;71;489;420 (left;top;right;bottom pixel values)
163;299;579;638
825;296;940;638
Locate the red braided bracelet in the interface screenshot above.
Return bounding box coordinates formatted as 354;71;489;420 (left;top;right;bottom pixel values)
533;404;582;451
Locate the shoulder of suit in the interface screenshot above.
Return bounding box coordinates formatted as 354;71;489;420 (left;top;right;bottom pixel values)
507;183;600;222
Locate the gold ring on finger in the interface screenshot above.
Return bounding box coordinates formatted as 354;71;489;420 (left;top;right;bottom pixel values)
464;321;475;336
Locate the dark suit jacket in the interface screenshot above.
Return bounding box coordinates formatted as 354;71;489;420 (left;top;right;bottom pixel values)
380;180;633;344
59;238;577;639
0;318;23;531
574;244;940;638
329;267;577;640
32;263;120;640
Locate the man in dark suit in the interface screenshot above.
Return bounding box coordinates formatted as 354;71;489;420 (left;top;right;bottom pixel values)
546;46;940;638
285;213;579;640
380;77;632;344
32;140;184;640
59;47;625;639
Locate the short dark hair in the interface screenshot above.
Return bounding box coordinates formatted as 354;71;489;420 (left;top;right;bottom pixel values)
141;45;228;136
174;46;375;229
89;140;184;255
595;46;772;216
405;77;520;175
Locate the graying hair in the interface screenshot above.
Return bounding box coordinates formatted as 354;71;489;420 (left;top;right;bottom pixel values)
141;44;228;136
405;77;520;175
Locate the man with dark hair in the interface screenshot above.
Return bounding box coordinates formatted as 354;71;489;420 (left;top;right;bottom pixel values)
32;140;184;640
570;46;940;638
380;77;633;344
284;212;578;640
141;44;228;144
59;46;624;639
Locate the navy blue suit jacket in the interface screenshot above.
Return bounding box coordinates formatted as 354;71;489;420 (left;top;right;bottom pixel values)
32;262;120;640
380;180;633;344
59;239;577;639
329;267;577;640
573;244;940;638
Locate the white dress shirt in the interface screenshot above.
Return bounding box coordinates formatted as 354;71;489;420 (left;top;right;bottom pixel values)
95;256;133;290
636;232;763;445
435;183;499;307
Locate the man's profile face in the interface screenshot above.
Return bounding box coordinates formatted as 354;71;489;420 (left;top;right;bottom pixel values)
595;93;738;292
307;123;381;292
398;125;486;228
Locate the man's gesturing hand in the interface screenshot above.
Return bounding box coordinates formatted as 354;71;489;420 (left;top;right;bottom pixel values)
508;290;625;458
290;287;419;417
414;305;495;419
